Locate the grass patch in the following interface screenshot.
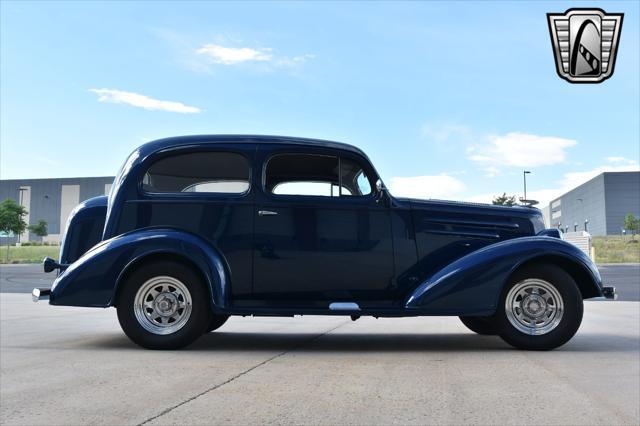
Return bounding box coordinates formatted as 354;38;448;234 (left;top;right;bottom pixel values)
0;245;60;264
593;236;640;264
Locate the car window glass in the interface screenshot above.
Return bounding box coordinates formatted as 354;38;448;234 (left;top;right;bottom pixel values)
266;153;372;197
266;154;339;197
183;181;249;193
274;181;352;196
356;172;372;195
143;152;249;194
340;158;372;196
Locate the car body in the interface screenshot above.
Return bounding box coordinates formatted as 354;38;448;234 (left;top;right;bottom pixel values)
34;135;616;350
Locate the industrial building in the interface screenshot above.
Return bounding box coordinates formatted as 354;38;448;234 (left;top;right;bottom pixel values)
542;171;640;236
0;177;114;243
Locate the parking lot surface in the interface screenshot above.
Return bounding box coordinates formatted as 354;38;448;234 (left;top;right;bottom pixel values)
1;293;638;425
597;263;640;300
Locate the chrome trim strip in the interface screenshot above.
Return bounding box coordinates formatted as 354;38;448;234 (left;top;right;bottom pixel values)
424;217;520;229
425;229;501;239
329;302;360;311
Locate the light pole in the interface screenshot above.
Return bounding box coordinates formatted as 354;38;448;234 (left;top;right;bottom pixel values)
523;171;531;201
17;188;27;244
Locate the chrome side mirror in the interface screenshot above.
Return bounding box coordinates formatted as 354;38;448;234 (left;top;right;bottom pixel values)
375;179;390;206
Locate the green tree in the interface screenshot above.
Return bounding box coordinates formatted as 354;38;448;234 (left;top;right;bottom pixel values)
492;193;517;206
623;213;639;239
0;198;28;262
28;219;48;241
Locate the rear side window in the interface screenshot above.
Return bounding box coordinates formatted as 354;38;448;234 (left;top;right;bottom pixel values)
142;152;250;194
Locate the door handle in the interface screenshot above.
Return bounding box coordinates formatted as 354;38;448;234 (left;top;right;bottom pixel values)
258;210;278;216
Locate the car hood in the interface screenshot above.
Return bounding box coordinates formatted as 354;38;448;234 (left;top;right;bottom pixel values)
397;197;546;235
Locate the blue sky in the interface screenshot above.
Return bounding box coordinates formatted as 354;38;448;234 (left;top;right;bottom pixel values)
1;1;638;206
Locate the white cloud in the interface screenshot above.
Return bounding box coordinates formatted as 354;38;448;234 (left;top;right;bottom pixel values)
195;43;314;69
607;156;627;163
275;53;315;67
292;53;315;62
388;174;467;200
89;89;201;113
562;162;639;191
465;192;505;204
466;189;562;207
606;156;637;165
482;166;500;178
196;44;272;65
469;132;577;167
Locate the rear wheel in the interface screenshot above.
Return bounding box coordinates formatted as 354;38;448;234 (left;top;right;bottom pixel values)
116;261;212;349
496;264;583;351
459;315;498;335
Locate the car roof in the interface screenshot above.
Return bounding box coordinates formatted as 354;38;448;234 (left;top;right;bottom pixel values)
140;135;367;157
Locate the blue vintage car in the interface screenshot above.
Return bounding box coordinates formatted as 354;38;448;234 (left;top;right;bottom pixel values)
33;135;615;350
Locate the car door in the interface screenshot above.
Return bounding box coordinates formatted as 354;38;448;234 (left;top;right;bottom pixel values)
251;145;395;309
123;146;256;301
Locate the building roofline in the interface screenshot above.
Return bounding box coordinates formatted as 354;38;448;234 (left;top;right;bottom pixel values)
546;170;640;207
0;176;115;182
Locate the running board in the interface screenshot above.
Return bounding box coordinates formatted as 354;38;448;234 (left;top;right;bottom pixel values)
329;302;360;311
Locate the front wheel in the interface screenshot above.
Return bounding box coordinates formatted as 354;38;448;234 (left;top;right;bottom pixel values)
116;261;212;350
496;264;583;351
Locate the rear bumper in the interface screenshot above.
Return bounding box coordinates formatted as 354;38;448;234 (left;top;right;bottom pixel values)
602;286;617;300
32;288;51;303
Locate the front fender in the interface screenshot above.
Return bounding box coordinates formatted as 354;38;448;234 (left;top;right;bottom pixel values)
50;228;228;309
405;236;602;315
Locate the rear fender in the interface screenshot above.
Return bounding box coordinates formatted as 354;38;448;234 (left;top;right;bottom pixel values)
59;195;108;264
405;236;602;315
50;228;228;309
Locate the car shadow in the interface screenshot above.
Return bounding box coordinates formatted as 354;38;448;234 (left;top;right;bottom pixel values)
191;332;510;352
82;331;640;353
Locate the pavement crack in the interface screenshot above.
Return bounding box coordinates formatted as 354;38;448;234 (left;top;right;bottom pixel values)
138;320;349;425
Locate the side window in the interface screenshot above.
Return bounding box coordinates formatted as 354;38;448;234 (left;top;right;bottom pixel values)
340;157;372;196
142;152;250;194
274;181;352;196
266;154;340;197
265;153;371;197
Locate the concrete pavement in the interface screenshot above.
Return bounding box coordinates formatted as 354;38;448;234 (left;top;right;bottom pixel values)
597;263;640;301
1;294;638;425
0;264;55;294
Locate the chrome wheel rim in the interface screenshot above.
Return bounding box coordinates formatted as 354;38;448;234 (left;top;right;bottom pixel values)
133;276;192;335
505;278;564;335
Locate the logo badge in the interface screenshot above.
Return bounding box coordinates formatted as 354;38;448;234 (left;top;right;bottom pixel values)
547;8;623;83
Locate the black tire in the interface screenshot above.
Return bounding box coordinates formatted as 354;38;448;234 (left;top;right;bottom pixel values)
496;264;583;351
116;261;212;350
459;315;498;335
207;315;230;332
